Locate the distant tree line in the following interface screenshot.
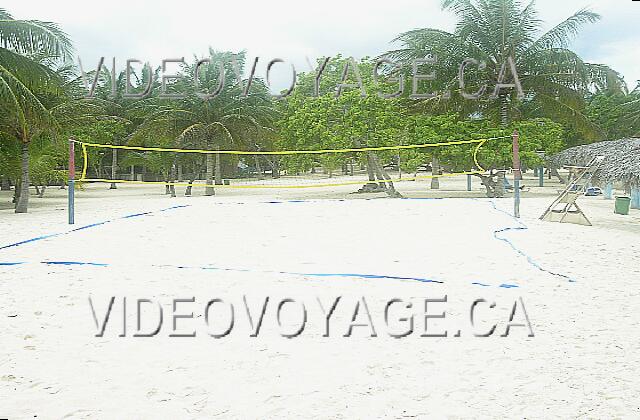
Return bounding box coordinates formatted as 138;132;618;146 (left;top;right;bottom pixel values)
1;1;639;212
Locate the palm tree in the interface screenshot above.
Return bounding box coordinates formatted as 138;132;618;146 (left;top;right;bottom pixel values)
621;83;640;136
0;8;72;212
0;134;19;191
384;0;624;137
89;66;150;189
130;50;277;196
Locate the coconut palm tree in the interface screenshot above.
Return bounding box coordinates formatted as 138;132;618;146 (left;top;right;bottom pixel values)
384;0;624;137
0;8;72;212
130;49;278;196
621;84;640;136
88;65;153;189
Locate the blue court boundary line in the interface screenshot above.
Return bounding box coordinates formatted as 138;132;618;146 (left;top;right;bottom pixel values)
0;197;574;288
0;205;191;251
263;197;575;283
0;259;520;289
241;197;575;284
0;199;434;251
478;199;576;283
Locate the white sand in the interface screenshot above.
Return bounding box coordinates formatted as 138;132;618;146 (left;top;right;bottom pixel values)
1;177;639;418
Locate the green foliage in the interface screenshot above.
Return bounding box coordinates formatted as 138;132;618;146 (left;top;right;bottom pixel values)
130;50;276;149
277;56;564;175
0;8;72;143
277;57;407;174
404;115;563;172
0;4;629;204
586;91;640;140
124;49;279;179
385;0;625;139
0;135;20;179
29;145;66;186
72;118;128;145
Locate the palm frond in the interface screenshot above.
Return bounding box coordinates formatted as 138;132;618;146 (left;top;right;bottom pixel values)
0;18;73;59
526;9;600;55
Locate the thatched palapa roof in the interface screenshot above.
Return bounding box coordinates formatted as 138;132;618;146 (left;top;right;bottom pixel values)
549;138;640;187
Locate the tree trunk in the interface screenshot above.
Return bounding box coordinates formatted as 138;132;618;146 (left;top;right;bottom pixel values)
215;152;223;185
495;171;506;198
498;94;509;193
13;178;20;203
163;170;171;195
186;161;201;196
97;156;104;179
367;152;385;189
185;172;196;196
370;153;402;198
500;94;509;127
475;171;506;198
177;164;183;182
110;148;118;189
356;136;385;192
353;138;400;196
431;155;440;190
0;176;10;191
475;174;495;197
205;154;215;196
169;164;176;198
254;156;263;180
366;154;376;183
15;142;30;213
549;165;566;184
271;157;280;179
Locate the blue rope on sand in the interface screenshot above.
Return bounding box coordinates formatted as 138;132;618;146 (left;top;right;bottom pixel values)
0;259;522;288
0;204;191;251
42;261;109;267
0;198;569;287
481;199;576;283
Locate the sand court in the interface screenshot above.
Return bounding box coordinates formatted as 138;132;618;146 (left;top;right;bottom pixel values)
2;185;639;417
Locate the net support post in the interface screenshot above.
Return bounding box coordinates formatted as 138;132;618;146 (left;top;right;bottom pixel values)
467;174;472;191
538;166;544;187
513;130;521;218
68;139;75;225
604;184;613;200
631;188;640;210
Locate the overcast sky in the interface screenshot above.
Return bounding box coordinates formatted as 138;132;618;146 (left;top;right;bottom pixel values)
5;0;640;92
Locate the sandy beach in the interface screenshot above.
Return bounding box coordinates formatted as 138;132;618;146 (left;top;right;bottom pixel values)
1;175;639;418
3;0;640;416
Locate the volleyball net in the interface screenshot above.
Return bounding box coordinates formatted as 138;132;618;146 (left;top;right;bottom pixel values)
70;135;511;192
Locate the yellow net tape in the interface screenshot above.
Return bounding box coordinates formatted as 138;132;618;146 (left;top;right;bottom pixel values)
75;136;506;189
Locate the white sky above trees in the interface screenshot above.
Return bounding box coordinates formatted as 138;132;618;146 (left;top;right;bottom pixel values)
5;0;640;92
